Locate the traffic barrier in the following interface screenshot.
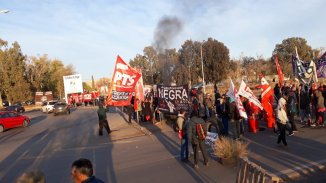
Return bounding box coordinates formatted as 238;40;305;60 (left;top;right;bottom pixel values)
236;158;281;183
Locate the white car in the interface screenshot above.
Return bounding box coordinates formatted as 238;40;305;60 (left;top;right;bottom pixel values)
41;100;58;113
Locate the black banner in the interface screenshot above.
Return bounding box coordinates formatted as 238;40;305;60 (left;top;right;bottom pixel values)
157;85;189;114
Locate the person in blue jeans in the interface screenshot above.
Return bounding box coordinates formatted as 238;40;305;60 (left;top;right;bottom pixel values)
177;109;189;162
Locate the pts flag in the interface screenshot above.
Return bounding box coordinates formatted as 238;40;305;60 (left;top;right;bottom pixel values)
107;55;141;106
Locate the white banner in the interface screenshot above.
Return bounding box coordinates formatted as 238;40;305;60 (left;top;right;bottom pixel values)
227;79;248;119
238;80;263;109
63;74;83;95
205;132;218;146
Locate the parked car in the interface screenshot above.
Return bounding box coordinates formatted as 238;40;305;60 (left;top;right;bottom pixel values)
41;100;58;113
6;105;25;113
53;102;70;116
25;100;35;105
0;111;30;132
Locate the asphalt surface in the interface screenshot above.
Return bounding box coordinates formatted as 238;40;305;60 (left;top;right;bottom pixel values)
0;107;236;183
2;107;326;183
244;121;326;182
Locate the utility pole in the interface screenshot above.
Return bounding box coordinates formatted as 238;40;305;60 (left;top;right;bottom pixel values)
201;42;206;94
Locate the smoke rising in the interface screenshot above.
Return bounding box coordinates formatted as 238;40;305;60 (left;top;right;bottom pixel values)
153;16;183;54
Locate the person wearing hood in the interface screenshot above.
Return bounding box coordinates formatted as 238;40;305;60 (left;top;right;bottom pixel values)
277;93;290;146
187;109;209;169
177;109;188;162
97;103;111;136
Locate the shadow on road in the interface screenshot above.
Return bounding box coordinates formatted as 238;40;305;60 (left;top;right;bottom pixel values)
139;117;215;183
0;109;117;182
245;126;326;181
30;115;47;126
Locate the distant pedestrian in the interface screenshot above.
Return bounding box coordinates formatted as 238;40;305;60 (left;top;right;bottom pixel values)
313;88;325;126
203;93;213;118
16;170;46;183
71;158;104;183
277;93;290;146
97;104;111;136
299;85;311;125
287;86;298;132
187;109;209;169
177;109;188;162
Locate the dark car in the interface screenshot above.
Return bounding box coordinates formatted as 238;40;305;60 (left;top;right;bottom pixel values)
0;111;30;132
6;105;25;113
53;102;70;116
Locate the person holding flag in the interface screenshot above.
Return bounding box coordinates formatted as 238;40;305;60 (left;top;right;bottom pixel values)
227;79;247;139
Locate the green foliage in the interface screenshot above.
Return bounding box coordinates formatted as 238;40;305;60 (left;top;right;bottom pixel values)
0;38;75;103
83;82;92;92
273;37;313;76
0;41;31;104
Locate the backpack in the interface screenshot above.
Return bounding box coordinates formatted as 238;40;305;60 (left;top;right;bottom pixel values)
196;123;206;141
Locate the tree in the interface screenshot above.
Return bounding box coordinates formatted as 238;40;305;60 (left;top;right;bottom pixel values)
129;54;151;84
143;46;159;84
0;41;31;104
201;38;230;84
273;37;314;76
26;55;74;99
178;40;199;86
83;82;92;92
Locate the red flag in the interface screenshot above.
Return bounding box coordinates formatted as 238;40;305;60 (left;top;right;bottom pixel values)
274;54;284;88
107;55;141;106
134;68;145;102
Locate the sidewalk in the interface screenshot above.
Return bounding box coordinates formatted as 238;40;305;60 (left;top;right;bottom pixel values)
114;107;238;183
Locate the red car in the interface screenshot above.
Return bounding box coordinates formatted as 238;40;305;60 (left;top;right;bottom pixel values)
0;111;30;133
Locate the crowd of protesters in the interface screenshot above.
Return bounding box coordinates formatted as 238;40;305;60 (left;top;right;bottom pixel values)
182;81;326;149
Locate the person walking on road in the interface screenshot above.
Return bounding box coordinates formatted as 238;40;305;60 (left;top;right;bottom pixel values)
187;110;209;169
71;158;105;183
177;109;189;162
277;93;290;146
97;104;111;136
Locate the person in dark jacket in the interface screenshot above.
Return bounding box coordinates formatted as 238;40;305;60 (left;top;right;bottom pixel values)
228;97;240;139
299;85;311;125
187;109;209;169
97;104;111;136
287;87;298;132
219;94;229;136
71;158;105;183
312;89;325;127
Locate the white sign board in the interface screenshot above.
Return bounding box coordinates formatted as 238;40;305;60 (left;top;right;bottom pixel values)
63;74;83;94
205;132;219;146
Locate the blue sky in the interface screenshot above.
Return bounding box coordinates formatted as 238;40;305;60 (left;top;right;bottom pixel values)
0;0;325;81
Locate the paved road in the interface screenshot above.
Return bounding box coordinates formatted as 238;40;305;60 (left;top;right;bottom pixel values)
0;107;236;183
244;122;326;182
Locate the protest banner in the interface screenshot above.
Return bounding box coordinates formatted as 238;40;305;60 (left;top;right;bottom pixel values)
107;55;141;106
157;85;189;114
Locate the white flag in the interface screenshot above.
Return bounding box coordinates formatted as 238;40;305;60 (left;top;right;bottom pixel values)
227;79;248;119
238;80;263;110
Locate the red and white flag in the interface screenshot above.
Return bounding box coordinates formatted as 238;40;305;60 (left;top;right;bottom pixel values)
107;55;141;106
238;80;263;110
227;79;248;119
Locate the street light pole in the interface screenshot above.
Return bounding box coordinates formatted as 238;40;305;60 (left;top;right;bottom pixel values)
200;42;206;94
